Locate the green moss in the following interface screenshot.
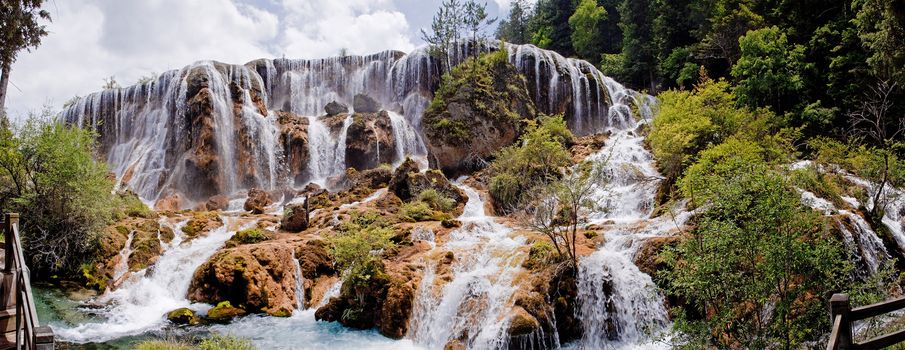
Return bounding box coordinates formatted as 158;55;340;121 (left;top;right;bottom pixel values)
134;340;194;350
230;228;269;245
523;241;558;270
207;301;246;321
80;263;108;290
416;189;456;212
399;201;435;222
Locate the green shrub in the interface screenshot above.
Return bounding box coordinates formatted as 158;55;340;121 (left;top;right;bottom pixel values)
115;191;156;219
416;189;456;212
199;334;256;350
134;340;194;350
230;228;269;245
488;114;573;212
329;211;396;290
399;201;436;222
523;240;559;269
0;115;118;278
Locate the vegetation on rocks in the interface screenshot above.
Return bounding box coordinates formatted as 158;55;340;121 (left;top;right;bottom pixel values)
229;228;270;245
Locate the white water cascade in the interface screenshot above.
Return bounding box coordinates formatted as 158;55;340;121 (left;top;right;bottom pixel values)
292;250;306;312
54;216;248;343
111;232;135;284
408;185;527;350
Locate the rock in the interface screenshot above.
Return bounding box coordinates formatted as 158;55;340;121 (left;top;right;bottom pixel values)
206;195;229;211
508;306;541;336
634;236;680;276
441;219;461;228
444;341;467;350
244;188;273;214
296;241;335;280
154;191;184;212
379;281;415;338
206;301;246;323
277;111;310;185
348;167;393;190
281;201;309;232
422;53;536;176
167;307;200;325
345;112;397;171
325;101;349;115
353;94;380;113
389;158;465;204
189;243;307;316
181;212;224;238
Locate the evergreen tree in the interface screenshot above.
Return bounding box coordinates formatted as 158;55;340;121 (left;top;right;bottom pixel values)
0;0;50;113
495;0;532;44
618;0;658;91
568;0;608;64
530;0;576;56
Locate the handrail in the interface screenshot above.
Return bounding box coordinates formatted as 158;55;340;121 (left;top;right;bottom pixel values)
826;293;905;350
3;213;54;350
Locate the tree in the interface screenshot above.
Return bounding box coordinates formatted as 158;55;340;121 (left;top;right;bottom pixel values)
848;80;905;218
0;111;116;277
529;0;575;55
523;159;608;268
618;0;657;91
102;75;121;90
0;0;50;113
731;26;806;113
462;0;497;62
422;0;464;72
568;0;608;63
667;139;850;348
495;0;532;44
854;0;905;85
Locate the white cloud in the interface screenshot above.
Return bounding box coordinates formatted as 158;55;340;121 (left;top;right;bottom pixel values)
5;0;418;120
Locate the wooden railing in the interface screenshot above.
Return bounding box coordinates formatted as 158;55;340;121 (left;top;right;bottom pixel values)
2;213;54;350
827;293;905;350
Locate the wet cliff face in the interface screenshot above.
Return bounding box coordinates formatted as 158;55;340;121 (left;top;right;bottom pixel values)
61;42;634;209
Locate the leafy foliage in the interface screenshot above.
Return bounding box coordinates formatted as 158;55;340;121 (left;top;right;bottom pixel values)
488;114;573;212
732;26;806;113
568;0;607;63
0;113;117;277
330;211;396;291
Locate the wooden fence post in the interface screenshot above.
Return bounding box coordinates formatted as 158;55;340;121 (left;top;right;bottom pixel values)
831;293;853;350
3;213;16;273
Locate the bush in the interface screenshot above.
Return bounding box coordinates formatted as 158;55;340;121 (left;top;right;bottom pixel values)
416;189;456;212
0;114;117;278
399;201;437;222
134;340;194;350
199;334;256;350
230;228;269;245
488;114;573;212
116;191;155;219
523;240;559;269
329;211;396;290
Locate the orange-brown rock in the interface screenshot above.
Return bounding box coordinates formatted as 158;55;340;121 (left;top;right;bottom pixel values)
634;235;680;276
389;158;465;205
244;188;273;214
188;242;301;316
206;195;229;211
277;111;310;185
345;111;397;171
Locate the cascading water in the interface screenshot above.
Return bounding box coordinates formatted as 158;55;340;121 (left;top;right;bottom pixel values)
408;185;527;350
62;42;639;208
292;250;306;311
54;217;247;343
111;232;135;284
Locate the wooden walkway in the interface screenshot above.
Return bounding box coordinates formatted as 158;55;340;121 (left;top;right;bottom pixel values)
0;214;54;350
827;293;905;350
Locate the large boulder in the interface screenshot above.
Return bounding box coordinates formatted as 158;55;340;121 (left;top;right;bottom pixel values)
205;195;230;211
353;94;381;113
281;201;309;232
314;273;416;339
189;243;302;316
325;101;349;115
244;188;273;214
422;51;536;176
389;158;465;204
84;217;168;290
345;112;397;171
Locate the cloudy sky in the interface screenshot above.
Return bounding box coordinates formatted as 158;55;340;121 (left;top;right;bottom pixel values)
6;0;520;119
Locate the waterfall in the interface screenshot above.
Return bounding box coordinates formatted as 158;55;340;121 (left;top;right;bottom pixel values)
62;42;641;208
111;232;135;284
55;216;248;343
292;250;306;311
407;185;527;350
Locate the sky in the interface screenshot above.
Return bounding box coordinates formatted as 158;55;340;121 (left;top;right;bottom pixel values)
6;0;522;119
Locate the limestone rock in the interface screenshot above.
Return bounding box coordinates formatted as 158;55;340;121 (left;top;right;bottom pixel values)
206;195;229;211
353;94;380;113
345;111;397;171
244;188;273;214
277;111;310;185
189;243;300;316
206;301;246;323
389;158;465;204
378;281;415;339
508;306;541;336
281;201;309;233
325;101;349;115
167;307;200;325
180;212;224;238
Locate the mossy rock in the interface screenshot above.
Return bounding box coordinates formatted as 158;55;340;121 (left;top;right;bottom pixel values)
228;228;270;245
166;307;201;326
207;301;246;323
